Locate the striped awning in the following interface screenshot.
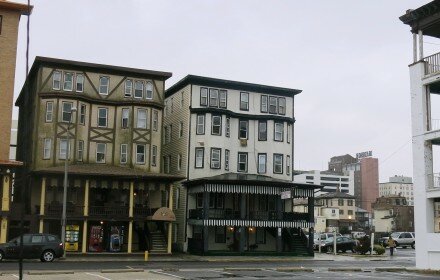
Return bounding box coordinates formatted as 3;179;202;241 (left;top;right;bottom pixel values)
188;183;314;198
188;219;313;228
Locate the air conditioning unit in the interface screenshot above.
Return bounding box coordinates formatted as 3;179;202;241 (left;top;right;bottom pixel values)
240;138;247;146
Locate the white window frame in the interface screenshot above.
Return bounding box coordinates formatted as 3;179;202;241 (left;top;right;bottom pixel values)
287;124;291;143
59;139;68;160
79;104;86;125
63;72;73;91
97;107;108;128
258;154;267;174
196;114;205;135
240;92;249;111
274;122;284;142
210;148;221;169
136;144;146;164
43;138;51;159
211;115;222;136
52;71;61;90
177;154;182;170
137;108;147;129
77;140;84;162
76;74;84;93
269;96;277;114
278;97;286;115
225;149;230;171
195;148;204;168
99;76;109;95
209;89;219;107
273;154;283;174
96;143;106;163
286;155;291;175
238;153;248;172
152;145;157;166
45;102;53;122
200;88;208;106
134;81;143;98
153;110;158;131
62;102;73;123
261;95;268;113
225;117;230;137
179;121;184;138
258;121;267;141
125;79;133;97
145;82;153;99
239;120;248;139
122;108;129;129
120;144;128;164
219;90;227;108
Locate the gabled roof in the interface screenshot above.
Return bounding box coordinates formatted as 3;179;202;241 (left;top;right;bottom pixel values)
165;75;302;98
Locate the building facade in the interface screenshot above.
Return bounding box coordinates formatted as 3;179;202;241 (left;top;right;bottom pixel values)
400;1;440;269
314;192;356;232
372;196;414;233
294;170;354;196
379;176;414;206
0;0;32;244
163;75;319;255
12;57;183;254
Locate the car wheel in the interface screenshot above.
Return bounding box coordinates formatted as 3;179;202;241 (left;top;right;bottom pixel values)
0;250;4;261
41;250;55;262
351;246;356;253
327;246;334;253
411;242;415;249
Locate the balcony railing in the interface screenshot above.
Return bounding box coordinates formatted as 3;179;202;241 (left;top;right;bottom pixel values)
428;173;440;189
424;52;440;75
89;206;129;218
188;209;310;221
42;204;84;218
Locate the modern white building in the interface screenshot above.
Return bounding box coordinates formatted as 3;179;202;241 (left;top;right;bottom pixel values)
379;176;414;206
163;75;319;255
400;1;440;269
294;170;354;196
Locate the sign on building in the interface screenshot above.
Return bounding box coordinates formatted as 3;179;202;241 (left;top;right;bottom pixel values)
281;190;291;199
356;151;372;159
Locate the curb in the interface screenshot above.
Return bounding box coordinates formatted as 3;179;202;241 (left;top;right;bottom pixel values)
375;267;406;272
101;269;144;273
328;267;362;272
406;268;440;275
162;267;180;272
27;270;74;275
224;267;262;271
276;267;314;272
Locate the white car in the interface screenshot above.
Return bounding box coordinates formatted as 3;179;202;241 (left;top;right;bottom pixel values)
381;232;415;249
313;232;342;250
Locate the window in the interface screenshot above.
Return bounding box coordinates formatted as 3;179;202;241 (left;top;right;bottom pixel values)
77;140;84;162
278;97;286;115
225;149;230;171
240;92;249;110
261;95;268;113
258;154;267;174
97;108;108;127
239;120;248;139
122;108;129;128
163;155;171;173
168;124;172;142
163;126;168;144
136;144;146;164
269;96;277;114
258;121;267;141
76;74;84;92
209;89;219;107
287;124;291;143
170;97;174;113
179;121;184;138
134;81;143;98
195;148;204;168
79;104;86;125
62;102;73;123
196;114;205;135
62;72;73;91
145;82;153;99
215;226;226;243
152;145;157;166
153;110;158;131
96;143;106;163
52;71;61;90
177;154;182;170
225;117;230;137
339;209;344;215
338;199;344;206
256;228;266;244
45;102;53;122
31;235;44;243
120;144;128;164
219;90;227;108
43;138;51;159
211;115;222;135
273;154;283;174
200;87;208;106
238;152;248;172
348;210;353;216
125;80;132;97
180;91;184;108
348;200;353;206
99;76;109;95
286;155;291;175
274;122;284;141
210;148;221;169
137;109;147;129
59;139;68;160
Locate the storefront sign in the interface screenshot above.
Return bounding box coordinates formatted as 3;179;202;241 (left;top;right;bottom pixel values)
356;151;372;159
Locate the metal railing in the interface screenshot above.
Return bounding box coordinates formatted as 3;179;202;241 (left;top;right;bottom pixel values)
43;204;84;217
431;173;440;189
430;119;440;131
424;52;440;75
188;209;310;221
89;206;129;218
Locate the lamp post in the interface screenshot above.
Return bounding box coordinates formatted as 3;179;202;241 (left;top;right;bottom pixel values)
61;107;76;258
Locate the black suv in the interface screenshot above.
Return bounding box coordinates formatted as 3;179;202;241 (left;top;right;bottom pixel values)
0;234;64;262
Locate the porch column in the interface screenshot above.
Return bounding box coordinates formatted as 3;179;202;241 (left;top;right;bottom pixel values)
0;218;7;244
128;181;134;253
39;177;46;233
203;191;209;253
239;194;247;253
0;175;11;243
167;184;174;254
308;227;314;255
419;29;424;60
307;197;314;223
82;180;89;253
276;196;282;253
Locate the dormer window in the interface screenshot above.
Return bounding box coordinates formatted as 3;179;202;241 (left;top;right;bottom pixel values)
125;80;133;97
134;81;143;98
99;77;109;95
146;82;153;99
52;71;61;90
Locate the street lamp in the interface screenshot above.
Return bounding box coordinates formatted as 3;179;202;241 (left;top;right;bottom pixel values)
61;107;76;258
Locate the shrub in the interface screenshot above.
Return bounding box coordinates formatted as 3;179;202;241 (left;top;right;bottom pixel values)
355;236;371;255
373;245;385;255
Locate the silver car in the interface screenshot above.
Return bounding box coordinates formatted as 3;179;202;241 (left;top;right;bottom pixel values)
381;232;415;249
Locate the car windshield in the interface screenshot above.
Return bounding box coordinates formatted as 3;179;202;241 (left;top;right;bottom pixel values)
391;233;400;238
326;237;334;242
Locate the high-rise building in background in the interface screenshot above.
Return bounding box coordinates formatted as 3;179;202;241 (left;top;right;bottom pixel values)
379;176;414;206
294;170;354;196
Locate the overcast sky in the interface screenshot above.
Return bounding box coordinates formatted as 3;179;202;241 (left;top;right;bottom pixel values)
12;0;435;182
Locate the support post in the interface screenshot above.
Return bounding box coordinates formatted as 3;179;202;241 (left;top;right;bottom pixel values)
333;230;337;255
318;231;321;253
276;196;282;253
167;184;174;254
1;175;11;243
128;221;133;253
39;177;46;233
83;180;89;216
419;29;424;60
240;194;247;253
413;32;418;63
128;181;134;254
82;220;87;253
308;227;314;255
129;182;134;218
308;197;314;223
370;232;375;255
203;191;209;253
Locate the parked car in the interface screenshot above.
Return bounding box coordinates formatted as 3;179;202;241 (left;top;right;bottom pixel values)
0;234;64;262
320;236;358;253
313;232;342;250
380;232;415;249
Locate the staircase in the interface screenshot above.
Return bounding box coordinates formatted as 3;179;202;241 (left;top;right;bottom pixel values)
149;231;168;254
283;229;311;256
